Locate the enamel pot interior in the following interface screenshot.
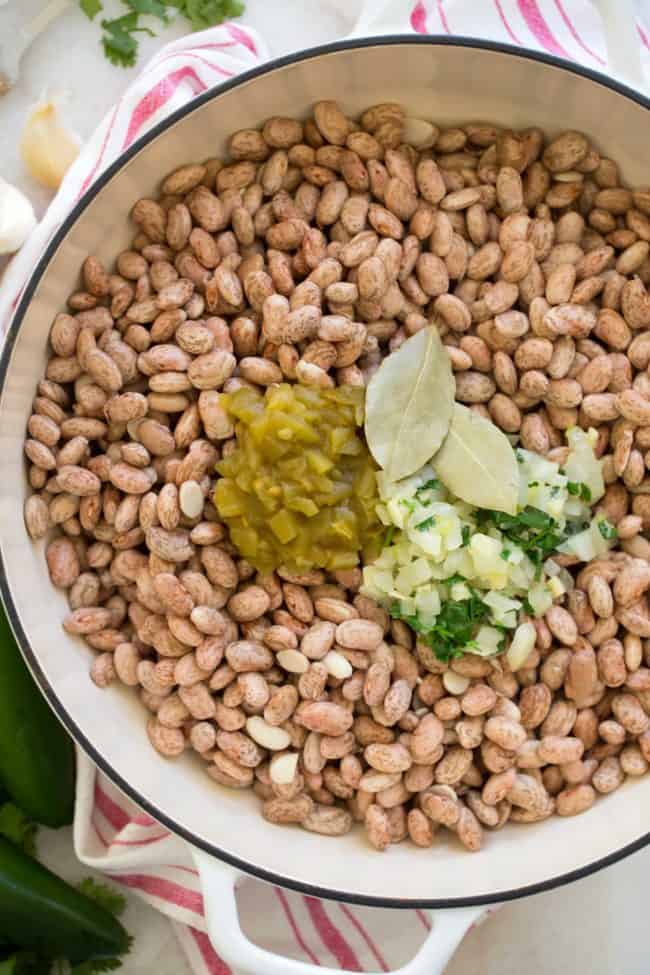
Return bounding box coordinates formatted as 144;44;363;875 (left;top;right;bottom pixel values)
2;38;650;908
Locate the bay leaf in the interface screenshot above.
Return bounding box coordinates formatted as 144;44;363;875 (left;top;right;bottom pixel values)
364;326;455;481
432;403;520;514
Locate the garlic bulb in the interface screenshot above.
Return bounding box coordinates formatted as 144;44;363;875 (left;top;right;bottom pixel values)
20;99;81;190
0;177;37;254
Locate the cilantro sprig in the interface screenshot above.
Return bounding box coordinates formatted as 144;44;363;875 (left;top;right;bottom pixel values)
475;506;566;579
80;0;245;68
598;519;618;540
567;481;592;502
390;584;491;662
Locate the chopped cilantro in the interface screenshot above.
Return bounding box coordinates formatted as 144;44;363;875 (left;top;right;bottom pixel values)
598;519;618;540
400;498;416;513
476;506;565;580
528;480;539;487
567;481;592;502
390;586;491;662
384;525;395;546
415;479;439;500
500;548;511;561
444;572;468;587
522;596;535;616
461;525;471;546
516;450;524;463
416;516;436;532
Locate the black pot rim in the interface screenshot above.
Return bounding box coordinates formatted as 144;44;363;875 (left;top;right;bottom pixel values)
3;33;650;911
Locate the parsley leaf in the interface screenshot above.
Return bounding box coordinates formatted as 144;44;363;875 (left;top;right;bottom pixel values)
522;596;535;616
123;0;170;20
390;588;491;662
168;0;244;31
598;519;618;540
475;506;565;580
82;0;246;68
101;13;152;67
80;0;103;18
415;479;439;500
0;804;37;856
77;878;127;917
567;481;592;502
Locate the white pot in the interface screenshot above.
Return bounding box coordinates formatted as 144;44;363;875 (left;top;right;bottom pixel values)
1;31;649;975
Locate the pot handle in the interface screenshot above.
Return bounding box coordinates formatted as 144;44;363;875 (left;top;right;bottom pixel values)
193;850;485;975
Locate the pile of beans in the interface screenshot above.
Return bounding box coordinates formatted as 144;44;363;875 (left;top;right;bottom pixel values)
22;100;650;851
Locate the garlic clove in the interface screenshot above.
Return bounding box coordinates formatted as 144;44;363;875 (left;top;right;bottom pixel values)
20;98;81;189
0;177;37;254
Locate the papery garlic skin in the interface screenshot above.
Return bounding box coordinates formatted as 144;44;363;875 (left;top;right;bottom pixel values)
20;99;81;190
0;177;37;254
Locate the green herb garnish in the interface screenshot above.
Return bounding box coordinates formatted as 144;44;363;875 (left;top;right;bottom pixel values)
384;526;395;546
567;481;592;501
461;525;471;546
416;517;436;532
500;548;511;561
415;479;439;500
522;596;535;616
80;0;245;67
475;506;565;580
390;587;491;662
598;519;618;540
100;12;153;67
400;498;416;513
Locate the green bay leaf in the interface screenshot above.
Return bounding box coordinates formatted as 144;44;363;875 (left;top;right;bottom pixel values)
433;403;519;514
364;326;455;482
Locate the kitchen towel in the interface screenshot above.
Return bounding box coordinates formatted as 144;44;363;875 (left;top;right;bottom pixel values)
1;1;649;972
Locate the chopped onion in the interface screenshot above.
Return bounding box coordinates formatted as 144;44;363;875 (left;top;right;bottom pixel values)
507;622;536;671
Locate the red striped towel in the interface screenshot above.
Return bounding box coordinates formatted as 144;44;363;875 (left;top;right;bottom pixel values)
74;753;444;972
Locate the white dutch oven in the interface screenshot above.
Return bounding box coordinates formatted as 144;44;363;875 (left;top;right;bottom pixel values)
1;7;650;973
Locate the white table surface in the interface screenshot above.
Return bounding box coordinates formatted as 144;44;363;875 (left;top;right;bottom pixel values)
2;2;650;972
